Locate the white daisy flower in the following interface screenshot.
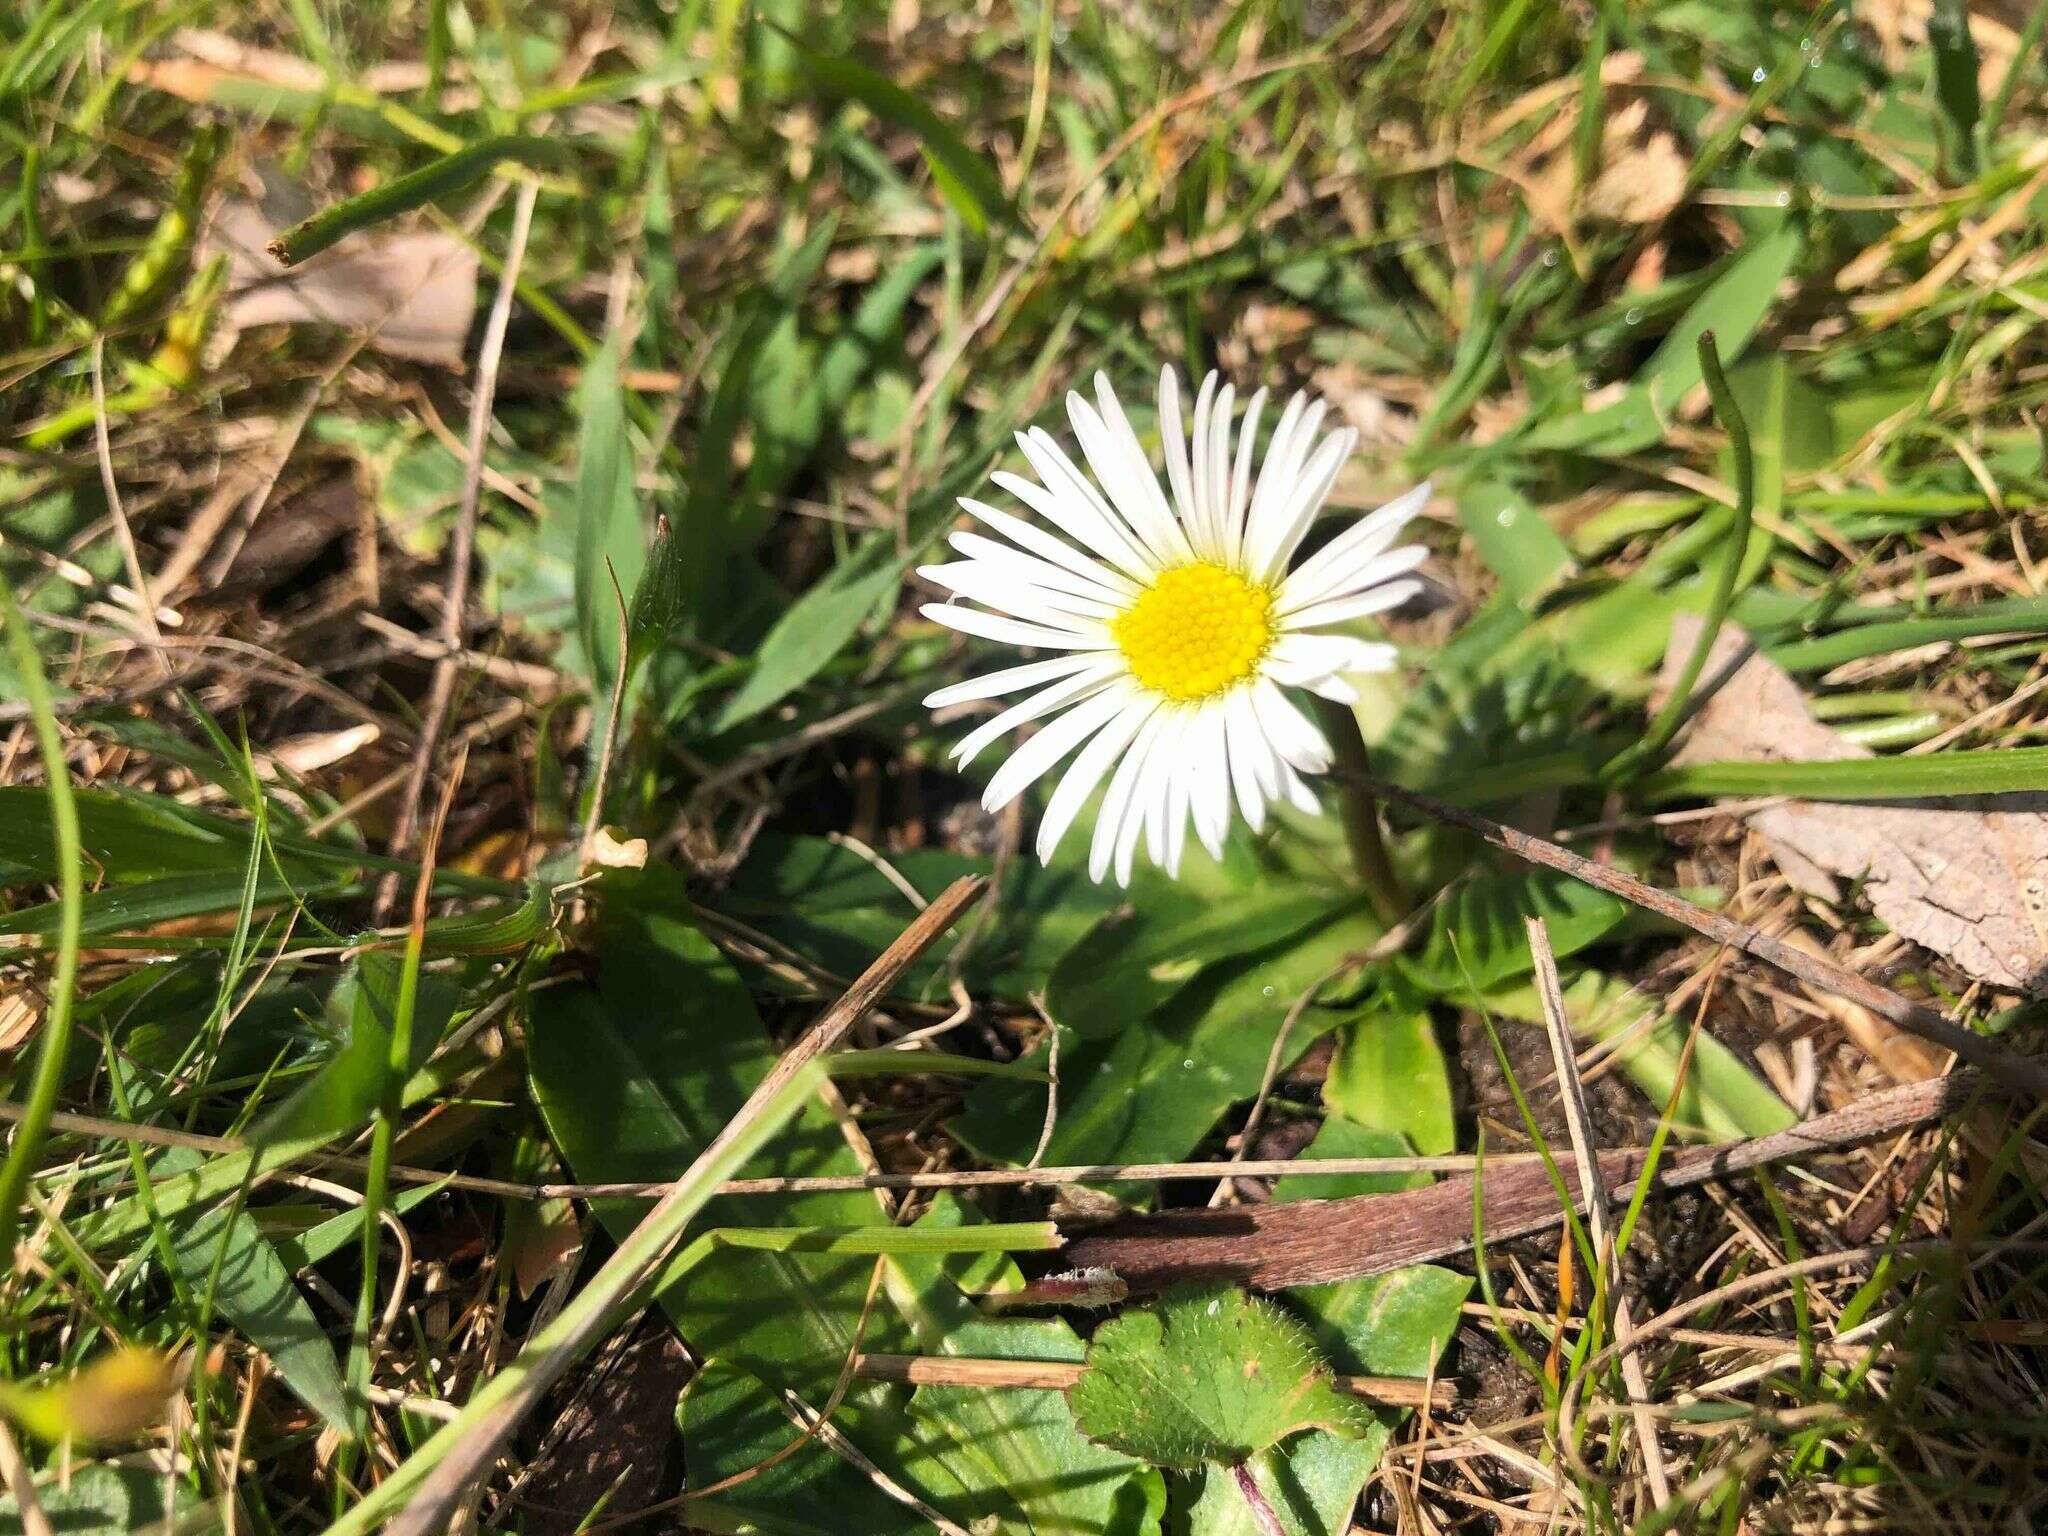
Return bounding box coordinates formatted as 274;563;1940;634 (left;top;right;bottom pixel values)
920;368;1430;885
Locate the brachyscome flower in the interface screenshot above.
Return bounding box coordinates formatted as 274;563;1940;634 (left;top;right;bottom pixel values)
921;368;1428;884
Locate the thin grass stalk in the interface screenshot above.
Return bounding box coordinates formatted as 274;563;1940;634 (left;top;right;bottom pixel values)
1610;329;1756;779
0;588;83;1269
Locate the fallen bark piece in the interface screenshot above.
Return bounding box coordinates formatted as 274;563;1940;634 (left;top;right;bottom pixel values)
1059;1070;1998;1292
1662;617;2048;994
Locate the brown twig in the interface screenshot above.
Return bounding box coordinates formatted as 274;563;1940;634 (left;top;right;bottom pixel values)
1357;776;2048;1100
1062;1068;2014;1292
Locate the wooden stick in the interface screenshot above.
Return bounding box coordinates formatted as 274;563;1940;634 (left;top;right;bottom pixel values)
849;1354;1454;1410
1063;1068;2005;1293
1359;776;2048;1100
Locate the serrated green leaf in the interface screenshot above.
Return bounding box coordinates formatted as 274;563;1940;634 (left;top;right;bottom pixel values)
1070;1286;1368;1470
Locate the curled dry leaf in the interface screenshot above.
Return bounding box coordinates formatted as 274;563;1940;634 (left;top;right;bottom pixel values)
204;200;478;367
1660;617;2048;994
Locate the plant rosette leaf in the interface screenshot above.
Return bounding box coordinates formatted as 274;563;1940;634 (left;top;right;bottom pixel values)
1068;1285;1369;1471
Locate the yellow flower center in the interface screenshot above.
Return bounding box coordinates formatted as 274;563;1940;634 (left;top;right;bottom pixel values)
1112;562;1275;702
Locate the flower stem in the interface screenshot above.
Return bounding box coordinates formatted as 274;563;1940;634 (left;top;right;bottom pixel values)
1232;1461;1288;1536
1317;699;1408;925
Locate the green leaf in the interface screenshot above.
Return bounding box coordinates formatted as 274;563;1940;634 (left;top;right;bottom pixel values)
676;220;838;611
0;868;357;941
1202;1150;1471;1533
1269;1122;1429;1202
1398;870;1628;997
1485;969;1795;1139
1045;887;1340;1040
955;900;1373;1170
714;546;906;729
1762;596;2048;673
791;47;1011;234
255;950;458;1147
527;869;893;1396
889;1196;1166;1535
1322;1007;1455;1156
1454;480;1573;609
716;832;1121;1004
572;327;644;692
0;1463;195;1536
1069;1285;1368;1471
157;1148;352;1431
678;1360;925;1535
1524;220;1804;456
1645;747;2048;800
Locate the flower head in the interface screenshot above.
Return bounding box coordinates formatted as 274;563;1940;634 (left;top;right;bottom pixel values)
921;368;1428;884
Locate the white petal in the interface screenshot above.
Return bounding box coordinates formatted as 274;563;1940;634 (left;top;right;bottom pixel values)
959;497;1140;598
1185;705;1233;858
1163;755;1192;877
1267;633;1398;681
1037;690;1156;863
1225;386;1268;563
953;658;1124;767
1249;423;1354;583
949;531;1131;605
1278;579;1421;632
1188;373;1220;558
919;562;1122;624
1013;431;1158;579
1249;677;1332;773
1222;688;1273;831
1069;373;1191;565
1276;758;1322;814
925;652;1103;709
1093;707;1175;883
1276;543;1427;619
922;602;1108;651
982;683;1134;813
1140;711;1194;875
1207;381;1236;560
1158;369;1202;558
1278;484;1429;609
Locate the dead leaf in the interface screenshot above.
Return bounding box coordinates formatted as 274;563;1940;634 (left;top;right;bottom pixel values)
587;827;648;869
204;200;478;367
1584;102;1686;226
0;991;37;1052
263;723;381;779
1660;617;2048;994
